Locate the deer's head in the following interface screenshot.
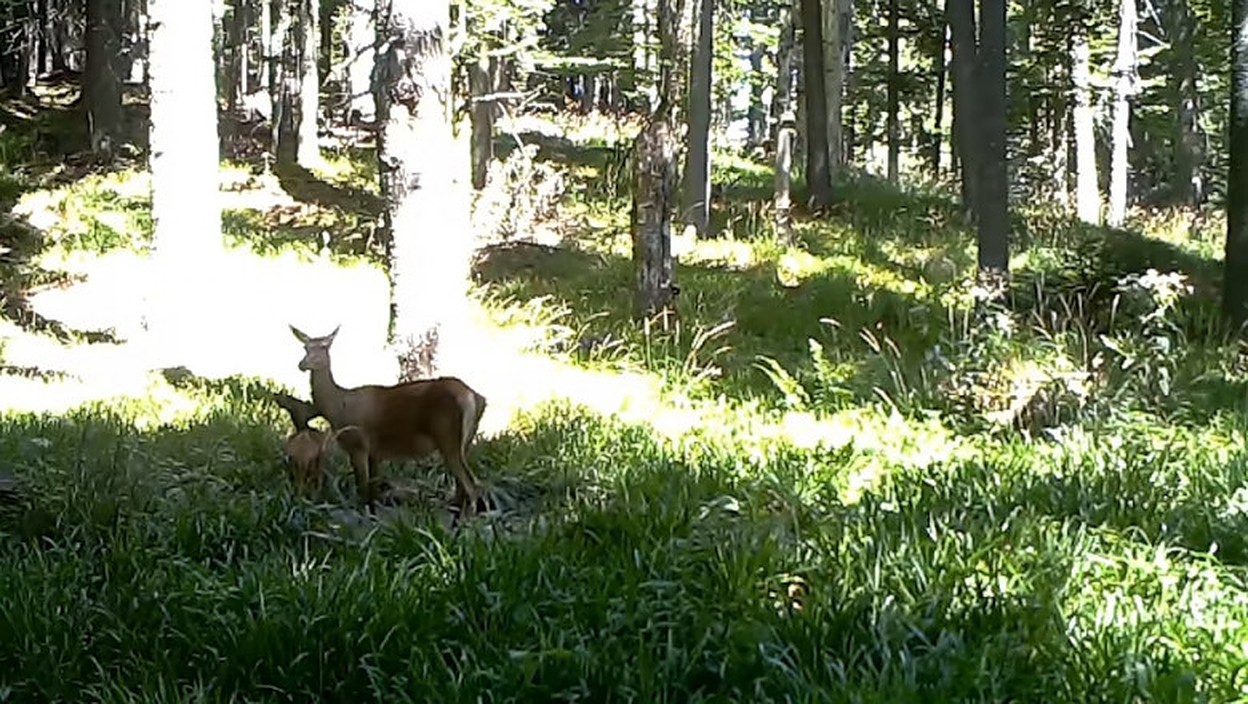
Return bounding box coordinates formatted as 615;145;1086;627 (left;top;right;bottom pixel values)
290;324;340;372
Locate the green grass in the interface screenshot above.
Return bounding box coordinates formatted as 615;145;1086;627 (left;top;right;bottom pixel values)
2;111;1248;700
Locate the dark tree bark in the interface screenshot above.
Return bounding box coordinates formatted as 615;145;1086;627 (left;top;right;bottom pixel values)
1224;0;1248;327
374;0;466;378
975;0;1008;278
85;0;124;158
225;0;248;111
948;0;980;221
681;0;712;236
886;0;899;183
800;0;832;207
1170;0;1205;206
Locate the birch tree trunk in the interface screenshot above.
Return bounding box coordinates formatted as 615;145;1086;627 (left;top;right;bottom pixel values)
1106;0;1137;228
146;0;222;342
1072;22;1099;224
375;0;467;378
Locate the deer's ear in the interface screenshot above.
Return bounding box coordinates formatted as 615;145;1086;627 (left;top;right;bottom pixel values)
327;325;341;342
290;325;310;343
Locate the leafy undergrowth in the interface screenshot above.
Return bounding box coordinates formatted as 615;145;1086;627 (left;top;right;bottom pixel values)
2;112;1248;699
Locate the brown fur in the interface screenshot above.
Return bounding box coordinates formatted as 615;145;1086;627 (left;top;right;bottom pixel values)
290;325;488;517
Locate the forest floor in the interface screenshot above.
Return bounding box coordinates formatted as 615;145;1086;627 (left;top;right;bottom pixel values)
1;85;1247;701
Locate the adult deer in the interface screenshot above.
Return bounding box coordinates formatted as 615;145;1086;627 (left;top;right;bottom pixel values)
289;325;488;517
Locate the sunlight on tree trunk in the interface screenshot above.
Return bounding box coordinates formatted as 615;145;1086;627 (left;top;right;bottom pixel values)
770;1;797;148
930;14;947;175
85;0;123;159
1106;0;1137;228
146;0;223;349
1224;0;1248;327
1071;22;1099;225
681;0;712;237
374;0;468;379
297;0;321;167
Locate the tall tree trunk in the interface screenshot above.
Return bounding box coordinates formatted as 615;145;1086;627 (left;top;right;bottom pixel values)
260;0;272;95
226;0;247;111
345;0;373;122
747;44;764;147
801;0;832;206
1224;0;1248;327
948;0;979;221
146;0;222;339
1106;0;1137;228
85;0;124;158
297;0;320;165
930;12;947;175
821;0;849;176
272;0;299;166
375;0;465;378
885;0;899;183
633;0;679;323
682;0;712;236
774;112;796;242
770;1;797;145
469;54;493;191
1071;22;1099;224
975;0;1008;278
1170;0;1204;206
632;104;679;322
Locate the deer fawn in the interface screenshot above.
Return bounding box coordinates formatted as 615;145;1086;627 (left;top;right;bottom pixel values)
273;391;332;497
289;325;488;517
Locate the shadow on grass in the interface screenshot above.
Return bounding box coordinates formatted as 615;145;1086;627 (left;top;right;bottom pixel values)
0;394;1236;700
472;238;933;403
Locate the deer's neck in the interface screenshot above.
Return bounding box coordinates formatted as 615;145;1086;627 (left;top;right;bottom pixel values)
308;365;349;426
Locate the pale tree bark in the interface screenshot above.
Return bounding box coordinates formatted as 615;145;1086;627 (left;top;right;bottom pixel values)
885;0;899;183
1106;0;1138;228
297;0;320;166
801;0;831;206
146;0;222;341
1223;0;1248;327
85;0;124;158
1071;21;1099;224
1169;0;1204;206
681;0;712;236
976;0;1008;280
821;0;849;176
375;0;467;379
272;0;299;166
